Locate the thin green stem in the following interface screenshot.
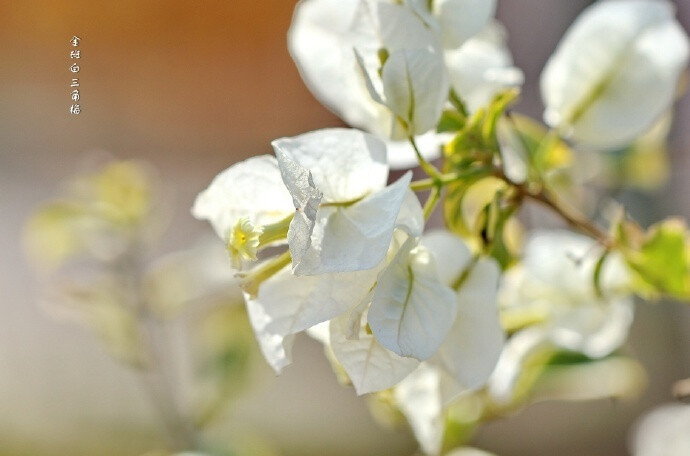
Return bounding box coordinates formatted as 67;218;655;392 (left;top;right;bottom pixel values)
493;168;613;249
239;250;292;298
409;135;441;179
410;168;490;192
423;186;441;221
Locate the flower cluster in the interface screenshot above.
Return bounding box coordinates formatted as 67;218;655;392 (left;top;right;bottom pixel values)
194;0;690;454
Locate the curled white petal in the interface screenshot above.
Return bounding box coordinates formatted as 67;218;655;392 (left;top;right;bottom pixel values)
274;149;323;273
292;172;413;275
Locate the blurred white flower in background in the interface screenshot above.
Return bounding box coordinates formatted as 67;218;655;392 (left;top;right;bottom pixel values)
631;403;690;456
541;0;690;149
289;0;522;168
490;230;635;403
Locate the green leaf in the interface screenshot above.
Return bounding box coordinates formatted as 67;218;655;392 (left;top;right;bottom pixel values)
620;218;690;300
505;114;573;178
443;176;498;237
437;109;467;133
482;89;519;147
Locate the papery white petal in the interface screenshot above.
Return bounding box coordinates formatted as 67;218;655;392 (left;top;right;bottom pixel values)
445;22;524;112
251;265;380;338
272;128;389;202
368;237;458;359
330;310;419;395
244;293;295;374
192;156;294;239
381;48;450;138
292;172;413;275
433;0;497;49
436;258;505;391
394;364;444;455
541;0;690;149
420;230;473;286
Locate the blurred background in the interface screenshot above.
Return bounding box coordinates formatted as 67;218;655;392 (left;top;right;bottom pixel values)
1;0;690;454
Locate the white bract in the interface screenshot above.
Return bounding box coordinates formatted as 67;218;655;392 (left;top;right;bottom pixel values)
289;0;521;168
272;128;412;275
367;236;459;360
541;0;690;149
489;230;635;403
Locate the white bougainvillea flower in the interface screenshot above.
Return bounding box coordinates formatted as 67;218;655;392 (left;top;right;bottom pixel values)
541;0;690;149
445;22;524;113
243;190;425;374
489;230;635;403
272;128;412;275
631;403;690;456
